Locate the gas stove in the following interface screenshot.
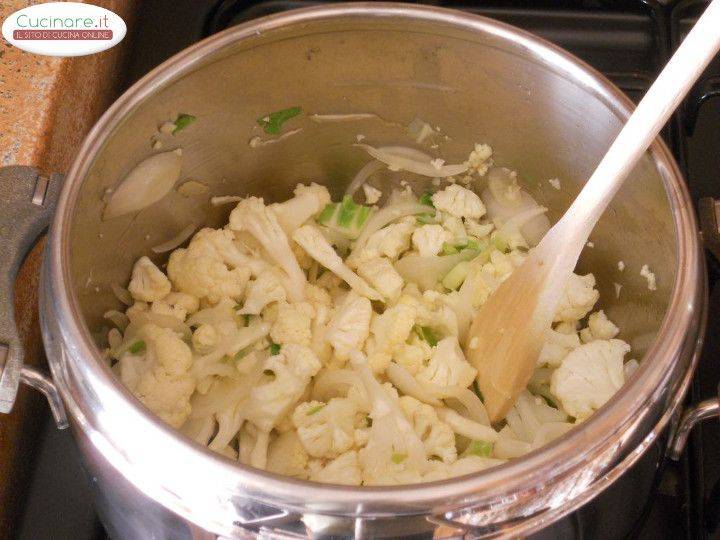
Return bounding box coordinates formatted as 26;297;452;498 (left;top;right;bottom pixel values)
16;2;720;539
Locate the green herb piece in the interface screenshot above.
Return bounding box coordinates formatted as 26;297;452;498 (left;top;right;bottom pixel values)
466;440;493;458
356;205;371;228
338;195;359;227
317;203;338;224
472;380;484;403
414;325;438;347
516;245;529;253
263;369;276;380
492;235;509;253
306;404;325;416
391;452;408;464
416;212;436;225
128;340;146;354
243;314;251;327
172;113;196;134
269;342;281;356
441;260;471;290
257;106;302;134
233;303;243;311
234;347;250;361
419;192;434;207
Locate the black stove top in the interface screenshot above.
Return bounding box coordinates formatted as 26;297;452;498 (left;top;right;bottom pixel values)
16;2;720;539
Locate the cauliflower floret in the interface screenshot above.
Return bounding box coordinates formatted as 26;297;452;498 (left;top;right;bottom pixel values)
367;301;417;373
266;430;309;480
412;224;452;257
309;450;363;486
270;302;314;346
240;267;287;315
466;143;493;175
550;339;630;420
399;396;457;463
325;292;372;361
393;337;432;375
431;185;486;219
270;182;331;234
191;323;218;354
441;213;466;238
167;232;251;304
361;220;415;261
292;225;381;301
229;197;306;301
244;343;322;431
150;292;199;322
128;256;171;302
293;398;362;458
191;228;267;275
554;273;600;323
538;327;581;367
362;183;382;204
134;369;195;428
357;257;404;303
416;336;476;389
143;325;193;375
580;310;620;343
464;217;493;238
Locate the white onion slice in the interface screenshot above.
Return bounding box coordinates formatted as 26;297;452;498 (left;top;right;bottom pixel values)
394;249;479;290
386;362;441;406
378;145;433;162
436;407;499;441
103;149;183;220
103;310;129;331
110;282;133;306
177;180;208;197
211;196;243;206
151;223;197;254
310;113;378;123
312;369;366;402
345;160;385;198
355;143;467;177
249;128;303;148
436;385;490;426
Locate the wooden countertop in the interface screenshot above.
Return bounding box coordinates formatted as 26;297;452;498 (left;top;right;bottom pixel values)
0;1;136;535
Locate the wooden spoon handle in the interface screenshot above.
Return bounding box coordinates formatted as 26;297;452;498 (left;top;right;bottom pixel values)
554;0;720;244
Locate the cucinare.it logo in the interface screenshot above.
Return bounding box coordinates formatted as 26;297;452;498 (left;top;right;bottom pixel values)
1;2;126;57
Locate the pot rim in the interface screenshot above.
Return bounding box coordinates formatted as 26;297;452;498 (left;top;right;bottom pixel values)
47;1;702;513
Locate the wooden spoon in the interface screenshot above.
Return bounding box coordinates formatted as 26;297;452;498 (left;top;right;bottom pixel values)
466;0;720;423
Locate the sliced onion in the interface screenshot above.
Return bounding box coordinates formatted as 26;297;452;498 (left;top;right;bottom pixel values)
355;143;467;178
151;223;197;253
530;422;574;450
345;159;385;197
249;128;303;148
436;385;490;425
125;311;191;340
394;249;479;290
312;369;366;402
211;196;243;206
310;113;378;123
386;362;441;406
316;225;351;253
493;437;532;459
103;310;129;331
110;282;133;306
436;407;499;442
103;149;183;220
379;145;433;162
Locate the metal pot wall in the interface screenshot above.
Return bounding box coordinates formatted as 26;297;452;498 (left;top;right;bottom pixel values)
0;3;713;538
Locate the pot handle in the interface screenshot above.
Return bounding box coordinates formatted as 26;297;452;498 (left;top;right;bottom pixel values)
0;166;67;427
669;394;720;461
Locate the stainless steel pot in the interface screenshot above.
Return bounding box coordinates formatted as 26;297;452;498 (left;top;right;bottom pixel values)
0;3;714;538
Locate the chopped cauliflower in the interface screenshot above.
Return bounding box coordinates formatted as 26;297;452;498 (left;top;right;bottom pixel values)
393;337;432;375
128;256;171;302
150;292;199;321
245;343;321;431
167;231;251;303
271;182;331;234
412;224;452;257
362;183;382;204
367;300;417;373
551;339;630;419
360;220;415;260
270;302;314;346
441;213;467;238
466;143;493;176
416;336;476;389
266;430;309;479
229;197;306;301
640;264;657;291
293;398;361;458
464;217;493;238
357;257;404;303
553;273;600;323
325;292;372;361
399;396;457;463
431;185;486;219
580;310;619;343
309;450;363;485
538;327;581;367
240;267;287;315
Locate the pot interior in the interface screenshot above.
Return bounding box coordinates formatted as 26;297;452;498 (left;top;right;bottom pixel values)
69;13;675;389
